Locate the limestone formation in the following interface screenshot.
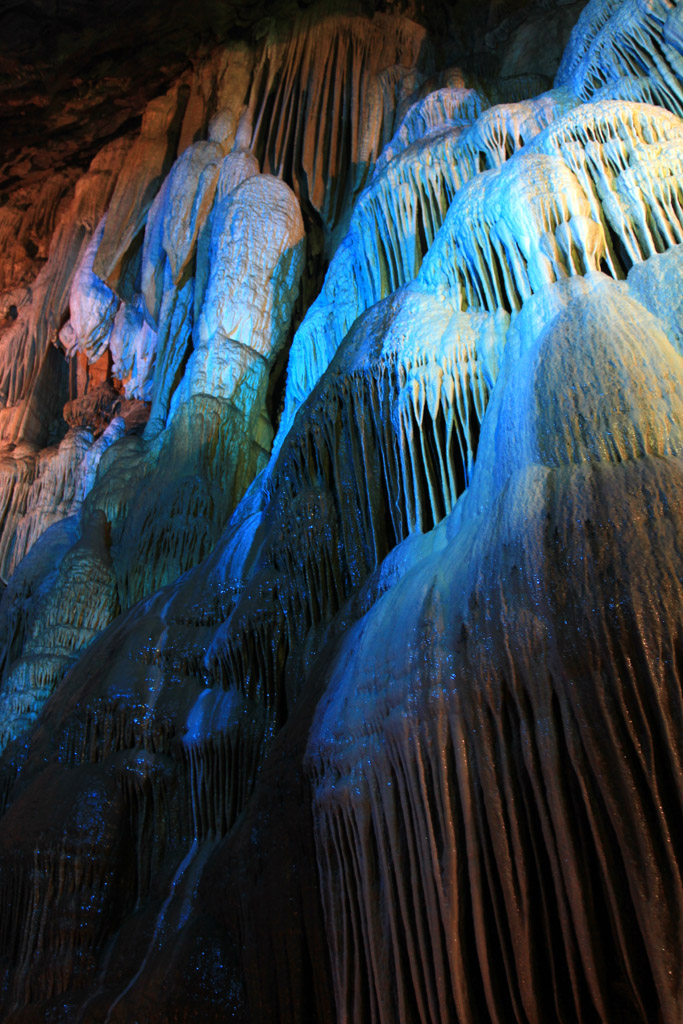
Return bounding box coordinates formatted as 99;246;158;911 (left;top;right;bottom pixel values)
59;217;120;365
0;511;118;754
247;9;432;236
556;0;683;116
277;87;580;444
308;274;683;1024
0;1;683;1022
92;85;191;297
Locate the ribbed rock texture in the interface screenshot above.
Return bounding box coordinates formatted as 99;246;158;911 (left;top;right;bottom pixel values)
1;0;683;1022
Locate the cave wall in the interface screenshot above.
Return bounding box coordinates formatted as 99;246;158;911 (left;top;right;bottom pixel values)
1;0;683;1021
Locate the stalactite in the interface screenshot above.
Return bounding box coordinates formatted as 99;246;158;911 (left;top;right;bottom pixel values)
0;139;129;444
279;88;579;438
247;10;432;232
307;275;683;1024
373;86;489;177
1;1;683;1020
0;510;119;753
59;700;177;767
0;767;127;1010
529;100;683;273
556;0;683;118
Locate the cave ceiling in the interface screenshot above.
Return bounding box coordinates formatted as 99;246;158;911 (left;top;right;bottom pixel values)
0;0;582;194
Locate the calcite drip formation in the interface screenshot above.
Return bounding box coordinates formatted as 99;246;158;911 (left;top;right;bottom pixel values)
1;0;683;1021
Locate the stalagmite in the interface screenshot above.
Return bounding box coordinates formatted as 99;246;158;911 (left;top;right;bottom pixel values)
107;295;158;401
529;100;683;272
145;115;260;437
0;137;129;446
77;168;305;612
169;172;305;427
0;415;127;582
